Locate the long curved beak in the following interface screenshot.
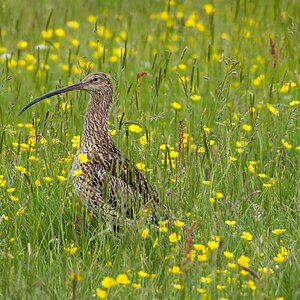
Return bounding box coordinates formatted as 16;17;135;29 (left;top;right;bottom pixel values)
18;82;83;116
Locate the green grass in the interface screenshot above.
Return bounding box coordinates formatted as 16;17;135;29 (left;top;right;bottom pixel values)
1;0;300;299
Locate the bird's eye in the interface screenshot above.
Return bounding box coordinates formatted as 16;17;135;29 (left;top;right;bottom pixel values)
92;77;99;83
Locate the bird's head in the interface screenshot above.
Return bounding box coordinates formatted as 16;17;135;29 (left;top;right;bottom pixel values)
18;72;113;116
80;72;113;93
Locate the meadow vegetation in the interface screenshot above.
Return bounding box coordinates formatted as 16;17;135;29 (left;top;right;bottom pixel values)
0;0;300;299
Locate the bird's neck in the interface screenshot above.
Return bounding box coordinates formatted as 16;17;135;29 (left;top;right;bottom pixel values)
81;94;113;150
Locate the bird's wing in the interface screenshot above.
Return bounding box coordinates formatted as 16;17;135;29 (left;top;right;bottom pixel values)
108;153;159;205
85;150;159;216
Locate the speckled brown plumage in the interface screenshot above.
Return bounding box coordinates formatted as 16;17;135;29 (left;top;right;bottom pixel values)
19;72;159;218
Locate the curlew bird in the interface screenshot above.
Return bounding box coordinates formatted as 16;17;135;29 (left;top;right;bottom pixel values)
19;72;159;219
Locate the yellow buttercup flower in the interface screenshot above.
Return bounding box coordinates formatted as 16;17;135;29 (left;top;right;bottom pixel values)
252;74;265;86
128;124;142;133
207;241;219;250
281;139;292;149
43;176;52;183
72;170;83;177
238;255;250;267
204;4;214;15
10;195;19;202
137;271;150;278
110;129;116;136
258;173;267;178
171;101;182;110
185;13;196;27
101;276;116;288
242;280;256;290
194;244;205;251
173;283;183;290
280;82;296;93
169;232;181;243
241;231;253;241
71;135;81;148
136;162;146;171
197;254;208;262
200;275;212;284
225;220;236;226
96;289;107;299
272;228;286;235
289;100;299;106
266;103;279;115
55;28;65;37
67;20;80;29
216;192;223;198
70;273;81;282
42;29;53;39
17;40;28;49
16;206;27;216
242;124;252;131
64;244;78;255
202;180;211;185
263;183;272;188
57;176;67;182
78;153;88;164
15;165;27;174
168;265;182;275
0;175;7;187
109;55;118;63
141;228;149;239
178;63;187;70
174;220;184;228
190;94;201;102
87;15;96;23
116;274;131;285
139;134;148;145
223;251;234;259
